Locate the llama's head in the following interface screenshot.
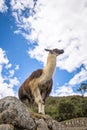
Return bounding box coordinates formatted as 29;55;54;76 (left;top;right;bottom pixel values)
45;48;64;56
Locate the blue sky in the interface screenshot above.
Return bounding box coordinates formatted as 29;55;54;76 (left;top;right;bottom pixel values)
0;0;87;98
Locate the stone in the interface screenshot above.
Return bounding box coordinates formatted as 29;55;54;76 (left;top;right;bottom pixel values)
0;96;36;130
36;119;49;130
0;124;14;130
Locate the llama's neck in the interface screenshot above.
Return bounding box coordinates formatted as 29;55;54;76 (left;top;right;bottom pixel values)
44;54;56;76
39;54;57;84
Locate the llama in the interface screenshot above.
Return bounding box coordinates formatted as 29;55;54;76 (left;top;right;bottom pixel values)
18;48;64;114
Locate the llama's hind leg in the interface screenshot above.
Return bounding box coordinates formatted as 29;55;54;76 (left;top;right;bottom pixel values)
33;88;45;114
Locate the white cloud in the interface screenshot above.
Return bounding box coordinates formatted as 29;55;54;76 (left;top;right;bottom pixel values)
8;77;19;88
54;82;87;97
54;85;77;97
10;0;34;11
9;70;15;77
69;68;87;86
15;65;19;70
0;48;9;64
0;0;8;13
0;82;15;98
0;48;19;99
5;63;12;69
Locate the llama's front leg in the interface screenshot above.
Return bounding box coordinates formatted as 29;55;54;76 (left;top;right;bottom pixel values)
41;104;45;114
33;88;45;114
38;101;45;114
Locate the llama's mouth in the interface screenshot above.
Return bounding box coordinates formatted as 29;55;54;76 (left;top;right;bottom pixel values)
52;49;64;55
58;49;64;54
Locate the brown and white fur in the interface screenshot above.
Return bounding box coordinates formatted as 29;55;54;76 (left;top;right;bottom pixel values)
18;48;64;114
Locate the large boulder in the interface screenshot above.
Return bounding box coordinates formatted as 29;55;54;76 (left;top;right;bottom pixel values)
0;96;36;130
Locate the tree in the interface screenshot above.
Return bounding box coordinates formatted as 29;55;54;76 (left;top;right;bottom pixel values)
82;99;87;117
77;83;87;97
58;102;75;121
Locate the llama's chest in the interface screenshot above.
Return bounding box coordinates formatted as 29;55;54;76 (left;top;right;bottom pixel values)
38;79;53;93
39;83;48;92
39;70;54;84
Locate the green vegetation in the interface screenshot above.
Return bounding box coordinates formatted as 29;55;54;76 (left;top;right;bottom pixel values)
45;96;87;122
31;95;87;122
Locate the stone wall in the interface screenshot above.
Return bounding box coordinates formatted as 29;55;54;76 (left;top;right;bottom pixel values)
61;118;87;127
60;118;87;130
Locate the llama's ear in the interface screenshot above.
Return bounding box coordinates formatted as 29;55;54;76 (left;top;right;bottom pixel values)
45;49;51;52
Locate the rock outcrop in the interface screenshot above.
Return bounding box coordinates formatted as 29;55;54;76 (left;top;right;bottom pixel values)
1;96;87;130
0;96;61;130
